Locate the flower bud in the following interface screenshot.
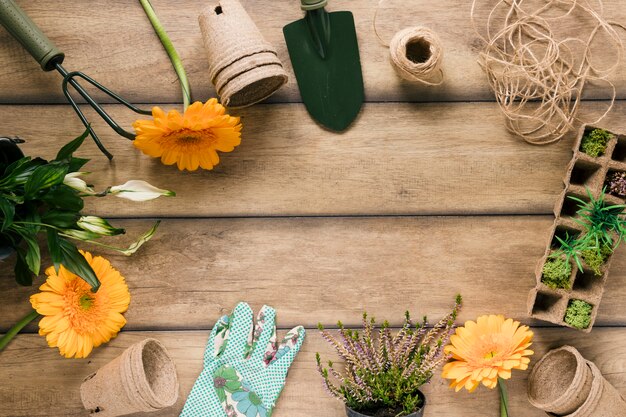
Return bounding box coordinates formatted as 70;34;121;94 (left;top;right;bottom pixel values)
109;180;175;202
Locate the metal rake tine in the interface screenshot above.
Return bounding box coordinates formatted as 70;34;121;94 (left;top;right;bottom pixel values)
61;80;114;160
66;71;152;116
60;70;135;141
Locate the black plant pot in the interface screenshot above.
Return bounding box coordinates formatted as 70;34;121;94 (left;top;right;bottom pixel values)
345;391;426;417
0;137;24;168
0;137;24;260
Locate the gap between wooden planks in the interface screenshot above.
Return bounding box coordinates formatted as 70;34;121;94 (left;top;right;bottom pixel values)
2;216;626;331
4;101;626;218
0;0;624;104
1;329;625;417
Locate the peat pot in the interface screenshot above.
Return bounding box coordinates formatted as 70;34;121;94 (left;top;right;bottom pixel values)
345;391;426;417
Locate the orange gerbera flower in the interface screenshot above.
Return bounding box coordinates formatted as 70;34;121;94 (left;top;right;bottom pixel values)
441;315;534;392
30;251;130;359
133;99;242;171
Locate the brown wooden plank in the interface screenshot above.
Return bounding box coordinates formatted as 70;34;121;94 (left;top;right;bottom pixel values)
2;216;626;331
1;328;625;416
0;0;624;104
7;101;625;217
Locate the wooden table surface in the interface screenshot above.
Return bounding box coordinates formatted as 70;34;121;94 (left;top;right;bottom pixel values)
1;1;625;416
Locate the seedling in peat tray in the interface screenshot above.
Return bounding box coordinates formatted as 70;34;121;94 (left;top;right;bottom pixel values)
542;257;572;289
580;128;614;157
550;231;590;273
569;188;626;253
581;243;612;276
564;299;593;330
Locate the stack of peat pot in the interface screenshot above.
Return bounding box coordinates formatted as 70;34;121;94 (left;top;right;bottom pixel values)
198;0;288;108
528;346;626;416
528;124;626;332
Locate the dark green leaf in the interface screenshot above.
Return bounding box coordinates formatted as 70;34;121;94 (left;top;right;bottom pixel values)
14;250;33;286
0;157;45;188
42;210;79;229
57;238;100;291
0;197;15;231
24;164;69;197
23;234;41;276
12;227;41;276
41;185;84;212
55;129;89;161
68;157;90;172
47;229;62;271
3;156;32;176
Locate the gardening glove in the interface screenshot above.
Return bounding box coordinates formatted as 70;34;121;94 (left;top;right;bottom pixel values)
180;302;305;417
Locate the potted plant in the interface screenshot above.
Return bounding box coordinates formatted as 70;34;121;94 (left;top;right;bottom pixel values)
316;295;461;417
0;130;174;289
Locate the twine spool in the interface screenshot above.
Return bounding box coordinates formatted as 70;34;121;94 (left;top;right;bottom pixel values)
388;27;443;85
373;0;444;85
80;339;179;417
198;0;288;108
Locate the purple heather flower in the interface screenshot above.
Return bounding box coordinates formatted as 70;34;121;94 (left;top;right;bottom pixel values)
608;171;626;197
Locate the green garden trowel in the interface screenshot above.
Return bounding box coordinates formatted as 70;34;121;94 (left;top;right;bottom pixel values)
283;0;364;131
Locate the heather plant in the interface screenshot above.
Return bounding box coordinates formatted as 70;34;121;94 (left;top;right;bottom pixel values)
607;171;626;198
316;295;462;417
580;128;613;157
564;299;593;329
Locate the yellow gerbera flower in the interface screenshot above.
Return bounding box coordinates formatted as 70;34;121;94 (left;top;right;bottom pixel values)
133;99;242;171
30;251;130;359
441;315;534;392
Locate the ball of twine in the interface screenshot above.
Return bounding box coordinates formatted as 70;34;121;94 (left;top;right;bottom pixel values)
388;27;444;85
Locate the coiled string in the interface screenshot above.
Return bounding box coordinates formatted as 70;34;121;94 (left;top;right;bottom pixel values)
471;0;625;145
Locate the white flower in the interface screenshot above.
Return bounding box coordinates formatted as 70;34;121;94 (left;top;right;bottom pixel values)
109;180;175;202
63;172;94;193
76;216;125;236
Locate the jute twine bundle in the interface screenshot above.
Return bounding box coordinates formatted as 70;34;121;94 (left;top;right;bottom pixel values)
374;2;444;85
198;0;288;108
80;339;179;417
471;0;624;145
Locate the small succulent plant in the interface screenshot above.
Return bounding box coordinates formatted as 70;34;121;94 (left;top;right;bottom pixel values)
564;299;593;329
580;128;613;157
316;296;462;417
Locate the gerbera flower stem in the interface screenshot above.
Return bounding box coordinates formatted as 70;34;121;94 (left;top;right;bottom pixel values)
0;309;40;353
139;0;191;110
498;377;509;417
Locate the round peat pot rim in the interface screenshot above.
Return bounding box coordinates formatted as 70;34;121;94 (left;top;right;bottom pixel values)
131;338;180;409
527;345;592;414
344;391;426;417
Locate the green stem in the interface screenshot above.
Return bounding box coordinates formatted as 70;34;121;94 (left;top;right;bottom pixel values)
498;377;509;417
0;309;40;352
139;0;191;110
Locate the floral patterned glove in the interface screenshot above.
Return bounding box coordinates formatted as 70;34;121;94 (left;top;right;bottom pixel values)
180;302;305;417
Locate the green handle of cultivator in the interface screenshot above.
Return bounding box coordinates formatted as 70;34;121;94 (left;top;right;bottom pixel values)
0;0;64;71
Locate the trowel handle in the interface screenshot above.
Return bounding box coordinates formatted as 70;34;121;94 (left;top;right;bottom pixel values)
0;0;64;71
